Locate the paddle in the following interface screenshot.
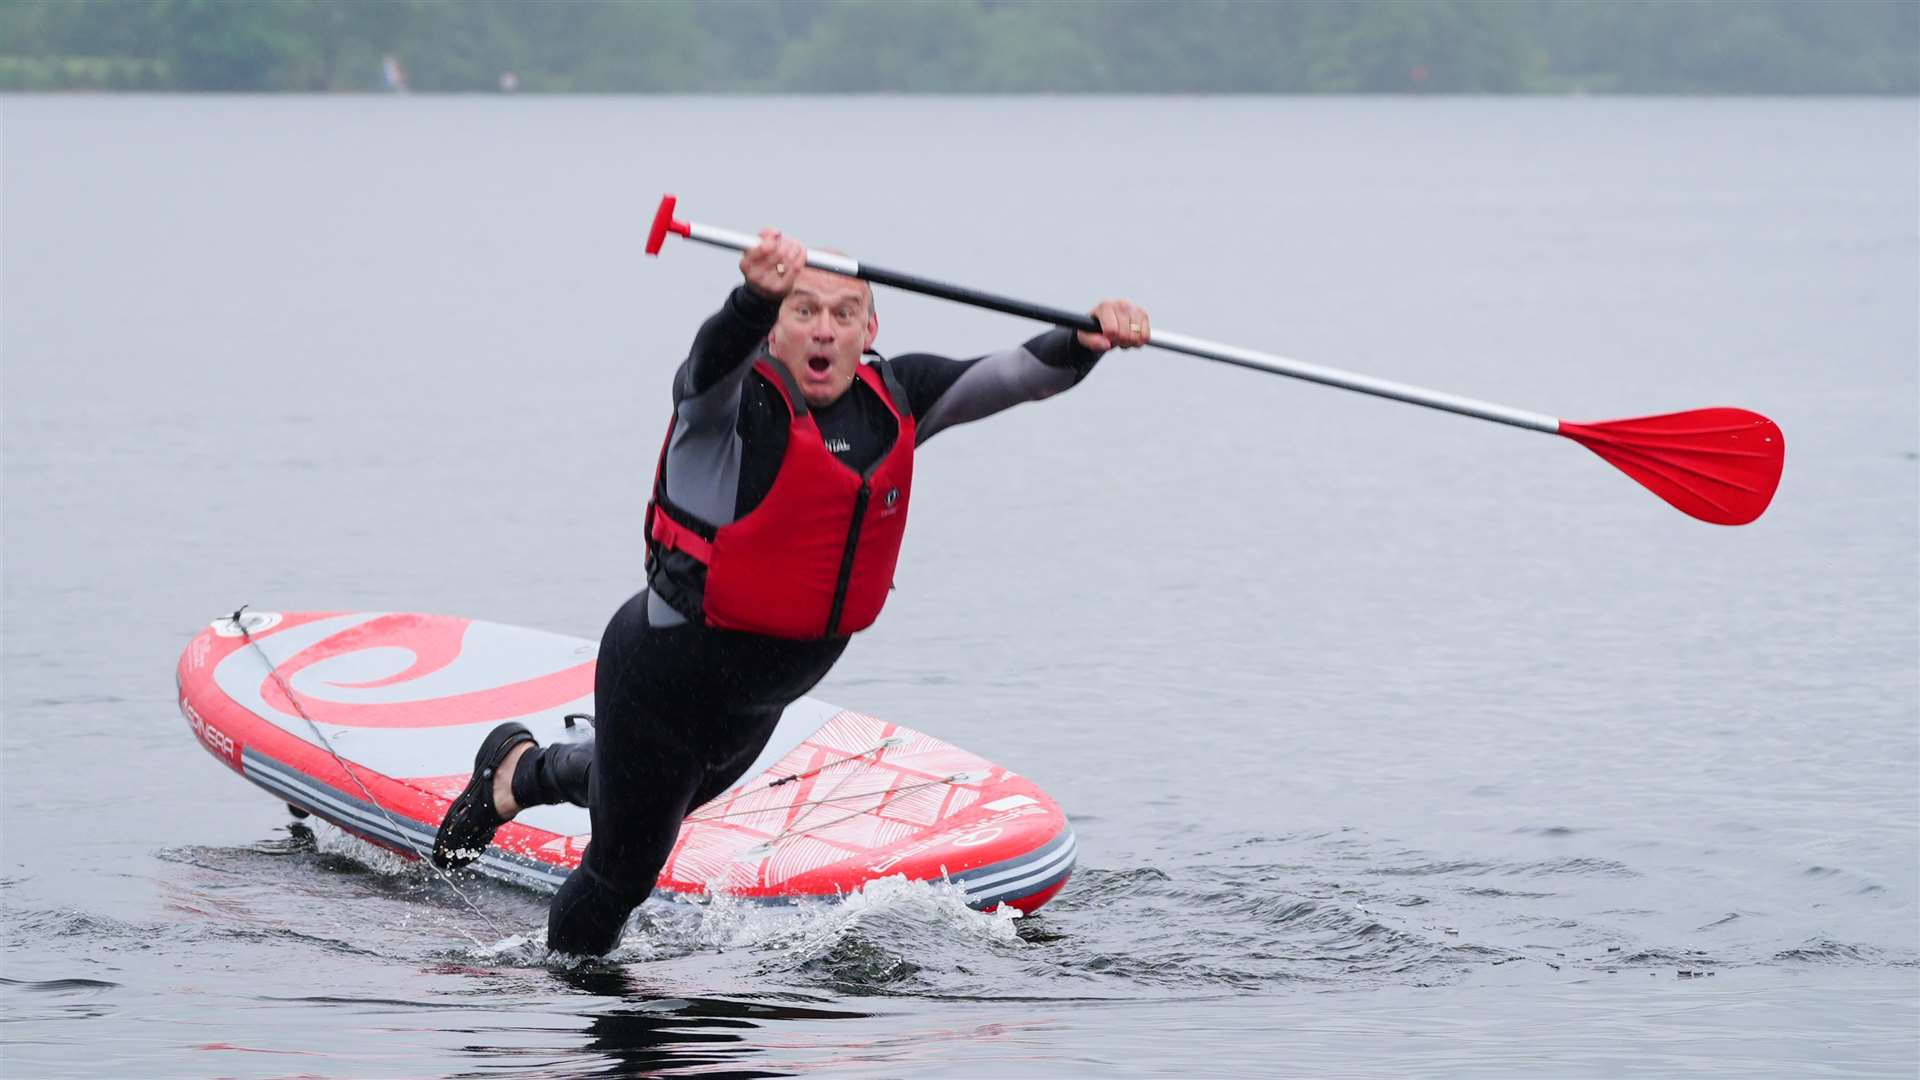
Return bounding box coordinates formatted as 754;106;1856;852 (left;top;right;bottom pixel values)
645;195;1784;526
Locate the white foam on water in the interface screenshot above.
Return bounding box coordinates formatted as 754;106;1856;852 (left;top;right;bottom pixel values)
309;820;420;876
610;875;1026;973
301;818;1028;975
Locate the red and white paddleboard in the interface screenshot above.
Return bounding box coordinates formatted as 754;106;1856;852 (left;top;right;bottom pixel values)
173;610;1074;913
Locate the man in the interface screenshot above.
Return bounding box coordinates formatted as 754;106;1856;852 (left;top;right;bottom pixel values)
432;228;1151;955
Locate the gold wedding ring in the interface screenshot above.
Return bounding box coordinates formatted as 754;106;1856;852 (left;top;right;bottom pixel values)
1129;323;1141;332
776;262;787;275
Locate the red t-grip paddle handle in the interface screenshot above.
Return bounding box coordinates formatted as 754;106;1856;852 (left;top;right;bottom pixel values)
645;194;689;255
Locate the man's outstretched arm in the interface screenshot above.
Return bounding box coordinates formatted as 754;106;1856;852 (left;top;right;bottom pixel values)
898;299;1151;443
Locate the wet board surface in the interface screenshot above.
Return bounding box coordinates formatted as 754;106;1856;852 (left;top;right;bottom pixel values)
174;610;1075;912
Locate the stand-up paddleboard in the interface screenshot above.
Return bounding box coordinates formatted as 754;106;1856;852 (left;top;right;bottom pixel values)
173;610;1074;913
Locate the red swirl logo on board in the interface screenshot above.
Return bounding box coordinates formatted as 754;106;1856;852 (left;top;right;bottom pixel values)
258;614;593;728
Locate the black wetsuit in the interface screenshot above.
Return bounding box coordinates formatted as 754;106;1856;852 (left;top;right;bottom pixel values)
512;285;1101;955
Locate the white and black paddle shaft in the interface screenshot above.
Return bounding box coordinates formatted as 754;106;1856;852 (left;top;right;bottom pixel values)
646;194;1783;526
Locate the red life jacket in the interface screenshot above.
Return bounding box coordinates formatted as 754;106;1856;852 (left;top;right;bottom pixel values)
646;358;915;640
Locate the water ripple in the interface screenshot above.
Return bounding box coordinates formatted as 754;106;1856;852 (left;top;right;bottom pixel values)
0;977;120;994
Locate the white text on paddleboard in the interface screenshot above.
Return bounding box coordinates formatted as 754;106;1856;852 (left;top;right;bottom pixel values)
181;695;242;771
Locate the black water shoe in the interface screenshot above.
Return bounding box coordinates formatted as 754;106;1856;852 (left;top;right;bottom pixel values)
431;722;536;870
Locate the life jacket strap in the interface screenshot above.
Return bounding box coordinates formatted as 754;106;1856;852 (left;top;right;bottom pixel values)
649;504;714;565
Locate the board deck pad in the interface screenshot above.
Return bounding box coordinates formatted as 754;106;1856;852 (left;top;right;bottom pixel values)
174;611;1075;913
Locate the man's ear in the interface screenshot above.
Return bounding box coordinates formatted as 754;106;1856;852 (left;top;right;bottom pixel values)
865;311;880;351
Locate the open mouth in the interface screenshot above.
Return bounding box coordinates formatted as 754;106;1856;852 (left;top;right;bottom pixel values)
807;356;832;375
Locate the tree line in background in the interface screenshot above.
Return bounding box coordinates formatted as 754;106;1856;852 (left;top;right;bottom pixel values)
2;0;1915;94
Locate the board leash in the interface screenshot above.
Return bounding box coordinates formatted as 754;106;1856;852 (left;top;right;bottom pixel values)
228;606;509;942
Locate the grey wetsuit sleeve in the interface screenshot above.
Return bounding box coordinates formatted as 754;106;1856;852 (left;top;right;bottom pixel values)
904;328;1104;445
646;285;781;628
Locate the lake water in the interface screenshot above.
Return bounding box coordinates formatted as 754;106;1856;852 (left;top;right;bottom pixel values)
3;94;1916;1077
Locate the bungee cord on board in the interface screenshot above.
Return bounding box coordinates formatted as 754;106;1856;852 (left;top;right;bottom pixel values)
687;768;975;837
751;738;984;855
749;774;978;852
686;774;970;826
227;606;509;941
683;724;983;856
764;736;904;788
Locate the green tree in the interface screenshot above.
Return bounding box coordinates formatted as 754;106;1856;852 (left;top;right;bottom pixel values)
773;0;997;91
154;0;302;90
0;0;1913;94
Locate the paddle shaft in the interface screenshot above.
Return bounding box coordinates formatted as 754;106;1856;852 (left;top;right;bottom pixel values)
673;220;1561;434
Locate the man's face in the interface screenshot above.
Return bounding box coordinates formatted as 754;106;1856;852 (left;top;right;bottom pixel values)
767;269;877;409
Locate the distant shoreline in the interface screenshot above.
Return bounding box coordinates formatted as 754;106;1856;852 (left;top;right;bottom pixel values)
4;0;1915;97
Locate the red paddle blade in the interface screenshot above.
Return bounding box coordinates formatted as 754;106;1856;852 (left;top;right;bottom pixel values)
1557;408;1784;526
